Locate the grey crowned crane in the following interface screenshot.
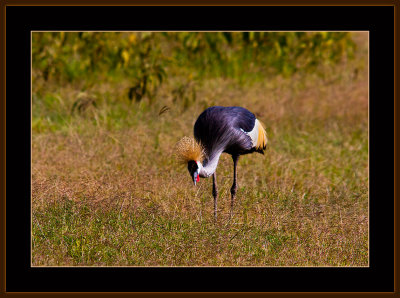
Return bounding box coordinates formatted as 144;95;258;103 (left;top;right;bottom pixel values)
176;106;268;220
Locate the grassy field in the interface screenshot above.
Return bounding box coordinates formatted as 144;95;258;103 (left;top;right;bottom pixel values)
32;32;368;266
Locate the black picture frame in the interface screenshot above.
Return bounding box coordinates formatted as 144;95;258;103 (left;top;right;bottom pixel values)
1;3;396;294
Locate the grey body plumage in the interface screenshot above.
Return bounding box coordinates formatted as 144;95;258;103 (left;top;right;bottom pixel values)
194;106;257;161
189;106;267;220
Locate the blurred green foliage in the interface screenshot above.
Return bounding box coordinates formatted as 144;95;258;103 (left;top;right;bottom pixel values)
168;32;356;78
32;32;356;103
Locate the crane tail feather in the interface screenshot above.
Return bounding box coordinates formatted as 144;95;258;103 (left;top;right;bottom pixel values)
256;120;267;151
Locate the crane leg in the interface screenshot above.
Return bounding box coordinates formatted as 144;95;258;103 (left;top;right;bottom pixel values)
230;155;239;219
212;172;218;221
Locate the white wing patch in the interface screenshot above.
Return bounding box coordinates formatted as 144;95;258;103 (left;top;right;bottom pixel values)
240;119;260;148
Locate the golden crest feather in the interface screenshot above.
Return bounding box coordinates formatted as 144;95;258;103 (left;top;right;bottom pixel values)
175;136;205;164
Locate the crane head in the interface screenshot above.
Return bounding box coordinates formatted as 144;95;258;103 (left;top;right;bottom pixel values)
187;160;201;186
175;136;206;185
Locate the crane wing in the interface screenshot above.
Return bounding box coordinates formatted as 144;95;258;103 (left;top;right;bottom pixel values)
194;106;263;157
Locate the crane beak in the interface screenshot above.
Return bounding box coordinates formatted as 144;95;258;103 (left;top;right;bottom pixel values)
193;171;200;186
